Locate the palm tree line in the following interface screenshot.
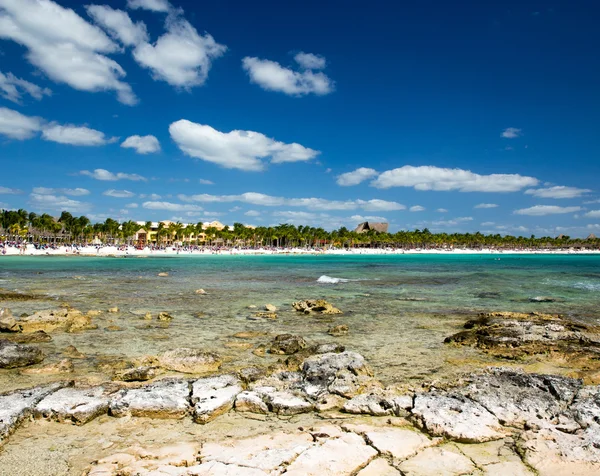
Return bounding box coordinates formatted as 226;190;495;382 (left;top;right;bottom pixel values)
1;208;598;250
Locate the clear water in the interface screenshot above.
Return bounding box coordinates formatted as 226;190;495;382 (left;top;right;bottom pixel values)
1;254;599;391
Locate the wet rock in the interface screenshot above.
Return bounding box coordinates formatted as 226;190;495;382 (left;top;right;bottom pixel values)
109;379;191;419
476;292;502;299
21;359;74;375
0;307;20;332
195;288;207;294
529;296;562;303
0;290;44;301
113;366;159;382
571;385;600;429
0;382;68;446
238;366;267;383
398;445;476;476
328;324;349;336
264;304;277;312
157;272;169;277
159;348;222;374
411;392;504;442
105;325;122;332
4;330;51;344
17;308;97;333
35;387;109;424
235;391;269;414
457;369;582;429
157;312;173;321
143;312;152;320
263;390;313;415
62;345;85;359
107;307;119;313
285;431;377;475
252;311;277;320
201;432;313;473
191;374;242;423
292;299;343;315
312;343;345;354
223;341;253;350
0;339;45;368
269;334;307;355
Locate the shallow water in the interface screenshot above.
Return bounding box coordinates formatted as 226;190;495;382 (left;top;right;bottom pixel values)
1;254;599;391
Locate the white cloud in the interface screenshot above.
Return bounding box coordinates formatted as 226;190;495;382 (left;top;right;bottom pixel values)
29;192;91;213
337;167;378;186
501;127;522;138
474;203;498;209
0;107;43;139
125;202;138;208
294;52;326;70
139;193;161;199
409;205;425;212
429;217;473;226
244;210;261;217
86;4;148;47
80;168;146;181
0;71;51;103
142;201;203;211
199;179;214;185
133;13;226;88
437;208;448;213
103;189;135;198
356;199;405;211
169;120;319;171
127;0;171;12
0;186;23;194
121;134;160;154
32;187;89;196
242;56;334;96
585;210;600;218
583;199;600;204
349;214;387;223
525;186;592;199
178;192;403;212
0;0;137;105
514;205;582;216
481;221;495;226
371;165;538;192
42;124;114;146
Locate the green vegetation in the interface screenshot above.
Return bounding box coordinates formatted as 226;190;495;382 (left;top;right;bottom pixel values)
1;207;598;249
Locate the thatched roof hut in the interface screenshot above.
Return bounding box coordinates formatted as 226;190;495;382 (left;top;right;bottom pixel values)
587;233;597;240
354;222;389;234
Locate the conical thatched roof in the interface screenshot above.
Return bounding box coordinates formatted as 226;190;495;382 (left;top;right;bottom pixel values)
587;233;597;240
354;222;389;234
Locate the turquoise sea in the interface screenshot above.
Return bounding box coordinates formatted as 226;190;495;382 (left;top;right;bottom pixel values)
1;254;599;390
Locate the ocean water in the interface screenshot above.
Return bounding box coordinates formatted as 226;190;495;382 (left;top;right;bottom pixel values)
1;254;599;390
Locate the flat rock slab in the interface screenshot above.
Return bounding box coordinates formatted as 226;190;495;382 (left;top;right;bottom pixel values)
284;432;377;475
35;387;109;424
263;390;313;415
459;370;582;429
398;446;476;476
357;458;401;475
110;379;191;419
0;382;67;445
159;348;222;374
191;375;242;423
201;432;314;472
412;392;504;442
235;391;269;414
0;339;45;368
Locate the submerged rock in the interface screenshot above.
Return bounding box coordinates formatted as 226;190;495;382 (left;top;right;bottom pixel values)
21;359;74;375
252;311;277;320
269;334;307;355
264;304;277;312
328;324;349;337
35;387;109;424
113;366;160;382
159;348;222;374
17;308;97;333
62;345;85;359
157;312;173;321
0;307;20;332
292;299;343;315
4;330;51;344
0;339;45;368
191;374;243;423
110;379;191;419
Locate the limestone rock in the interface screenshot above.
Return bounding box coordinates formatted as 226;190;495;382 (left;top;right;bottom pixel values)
62;345;85;359
252;311;277;320
269;334;307;355
312;343;345;354
235;391;269;414
328;324;349;337
343;392;397;416
238;366;267;383
399;446;476;476
201;432;313;472
159;348;222;374
21;358;73;375
292;299;343;315
0;339;45;368
263;391;313;415
17;308;96;333
191;374;242;423
107;307;119;313
0;382;68;446
264;304;277;312
157;272;169;277
35;387;109;424
0;307;20;332
195;289;207;295
571;384;600;429
113;366;159;382
285;431;377;475
109;379;191;419
157;312;173;321
357;458;401;475
411;392;504;442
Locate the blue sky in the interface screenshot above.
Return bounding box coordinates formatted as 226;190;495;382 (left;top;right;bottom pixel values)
1;0;599;237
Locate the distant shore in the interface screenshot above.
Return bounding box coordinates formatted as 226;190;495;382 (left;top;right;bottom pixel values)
1;244;599;257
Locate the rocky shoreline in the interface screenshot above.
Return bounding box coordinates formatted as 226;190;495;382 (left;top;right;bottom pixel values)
1;301;600;475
